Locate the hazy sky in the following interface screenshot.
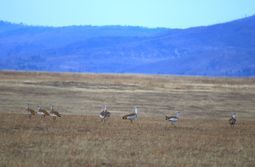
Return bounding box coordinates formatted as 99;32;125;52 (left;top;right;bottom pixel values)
0;0;255;28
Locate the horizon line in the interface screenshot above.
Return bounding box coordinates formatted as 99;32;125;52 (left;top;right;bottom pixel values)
1;14;254;30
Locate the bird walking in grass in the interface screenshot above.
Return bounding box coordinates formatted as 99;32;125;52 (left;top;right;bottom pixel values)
122;106;138;123
99;105;111;122
26;103;36;119
37;105;50;118
50;105;61;121
229;112;237;127
166;111;180;127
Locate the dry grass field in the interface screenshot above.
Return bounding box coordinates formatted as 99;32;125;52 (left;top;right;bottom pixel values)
0;71;255;166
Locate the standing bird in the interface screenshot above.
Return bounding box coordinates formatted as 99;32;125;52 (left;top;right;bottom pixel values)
99;105;111;122
166;111;180;126
26;103;36;119
50;105;61;121
229;112;237;127
122;107;138;123
37;105;50;118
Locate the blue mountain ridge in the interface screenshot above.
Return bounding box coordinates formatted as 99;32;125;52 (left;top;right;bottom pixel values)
0;16;255;76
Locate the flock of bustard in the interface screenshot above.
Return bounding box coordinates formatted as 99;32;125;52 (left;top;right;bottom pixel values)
26;103;237;127
26;104;61;121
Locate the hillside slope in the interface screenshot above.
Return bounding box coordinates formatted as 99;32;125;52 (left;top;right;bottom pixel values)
0;16;255;76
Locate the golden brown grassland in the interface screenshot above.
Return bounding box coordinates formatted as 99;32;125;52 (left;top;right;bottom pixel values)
0;71;255;166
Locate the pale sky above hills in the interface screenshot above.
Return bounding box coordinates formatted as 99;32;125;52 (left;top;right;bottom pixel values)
0;0;255;28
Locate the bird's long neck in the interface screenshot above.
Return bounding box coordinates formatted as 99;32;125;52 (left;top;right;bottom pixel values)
176;112;180;118
134;107;138;114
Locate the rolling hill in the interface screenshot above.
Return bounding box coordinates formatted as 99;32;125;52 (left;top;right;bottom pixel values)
0;16;255;76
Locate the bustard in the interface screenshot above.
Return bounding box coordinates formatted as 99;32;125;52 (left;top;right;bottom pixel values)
50;105;61;121
37;105;50;118
26;103;36;119
229;112;237;127
122;107;138;123
166;111;180;126
99;105;111;122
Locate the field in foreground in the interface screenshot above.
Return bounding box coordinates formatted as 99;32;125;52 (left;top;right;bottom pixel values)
0;114;255;167
0;71;255;166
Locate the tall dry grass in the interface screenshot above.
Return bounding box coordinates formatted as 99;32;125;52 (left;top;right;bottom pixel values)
0;71;255;166
0;113;254;167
